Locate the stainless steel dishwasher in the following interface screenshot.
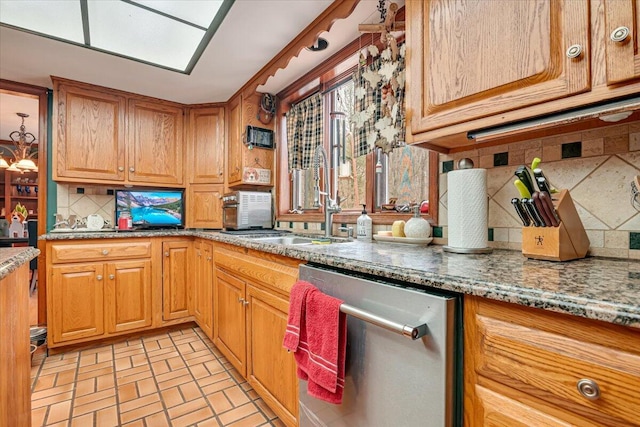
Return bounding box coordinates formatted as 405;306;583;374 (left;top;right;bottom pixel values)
298;264;458;427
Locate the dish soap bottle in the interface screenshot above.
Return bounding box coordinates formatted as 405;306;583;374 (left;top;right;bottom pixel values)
357;204;372;241
404;205;431;238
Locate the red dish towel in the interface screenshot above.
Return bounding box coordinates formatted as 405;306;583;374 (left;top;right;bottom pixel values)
283;280;315;351
283;280;347;404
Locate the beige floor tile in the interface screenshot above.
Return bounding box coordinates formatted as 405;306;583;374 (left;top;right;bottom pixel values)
204;360;225;374
32;391;74;409
130;353;148;367
78;360;113;374
123;419;145;427
155;367;190;384
96;373;115;391
218;402;259;425
32;383;75;401
206;391;233;414
33;374;57;392
198;417;222;427
201;377;236;395
96;405;119;427
228;412;267;427
167;355;187;371
151;360;171;376
54;369;77;386
74;378;96;397
136;377;158;396
117;382;139;403
73;388;115;408
119;401;164;424
161;386;185;409
179;381;203;401
149;350;182;363
72;396;117;417
255;398;277;420
159;374;196;391
76;366;114;381
167;396;208;419
189;363;210;379
47;420;71;427
119;392;160;413
31;405;48;427
225;387;250;407
170;406;215;427
143;411;171;427
115;357;133;371
116;369;153;385
46;400;72;424
198;371;230;389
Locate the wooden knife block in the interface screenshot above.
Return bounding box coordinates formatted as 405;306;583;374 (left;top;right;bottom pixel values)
521;190;590;261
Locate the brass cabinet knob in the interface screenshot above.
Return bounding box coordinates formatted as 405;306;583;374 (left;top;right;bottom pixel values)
109;274;115;280
207;256;212;261
129;167;135;173
610;26;630;43
165;252;170;257
577;379;601;400
242;300;249;306
118;166;124;172
102;249;109;255
566;44;583;59
96;275;103;281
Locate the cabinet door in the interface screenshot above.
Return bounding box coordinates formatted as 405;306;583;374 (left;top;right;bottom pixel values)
189;107;225;184
406;0;590;134
213;267;247;376
194;242;214;338
227;95;243;185
54;82;126;182
128;99;184;185
246;284;298;427
50;264;105;343
186;184;223;229
604;0;640;84
162;241;191;320
105;260;152;333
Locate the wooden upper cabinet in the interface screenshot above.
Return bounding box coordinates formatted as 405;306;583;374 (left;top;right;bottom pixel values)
406;0;590;135
128;99;184;186
604;0;640;84
54;80;126;182
227;95;243;185
189;107;225;184
186;184;223;229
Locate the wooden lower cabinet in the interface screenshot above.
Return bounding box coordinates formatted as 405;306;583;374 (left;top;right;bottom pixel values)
162;240;192;321
213;244;300;427
464;295;640;426
193;240;214;339
105;260;152;333
50;263;105;343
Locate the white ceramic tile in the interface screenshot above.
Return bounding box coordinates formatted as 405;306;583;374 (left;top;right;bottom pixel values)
585;230;604;248
69;196;101;218
543;155;607;192
492;227;509;242
617;213;640;231
488;198;521;228
56;184;69;208
571;156;639;228
604;230;629;249
508;227;523;243
92;195;115;210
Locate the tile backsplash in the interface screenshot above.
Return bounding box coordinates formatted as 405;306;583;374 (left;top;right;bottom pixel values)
56;184;115;226
438;120;640;260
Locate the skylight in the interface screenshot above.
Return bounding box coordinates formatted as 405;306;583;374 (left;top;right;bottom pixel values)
0;0;234;73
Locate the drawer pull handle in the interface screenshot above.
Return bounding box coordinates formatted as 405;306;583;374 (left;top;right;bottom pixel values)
109;274;115;280
102;249;109;255
577;379;600;400
96;275;103;281
566;44;583;59
610;26;630;43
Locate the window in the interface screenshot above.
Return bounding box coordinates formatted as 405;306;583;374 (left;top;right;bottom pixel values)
278;41;438;224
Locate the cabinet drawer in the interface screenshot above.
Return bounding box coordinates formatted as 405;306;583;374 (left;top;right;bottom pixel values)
473;309;640;425
50;241;151;263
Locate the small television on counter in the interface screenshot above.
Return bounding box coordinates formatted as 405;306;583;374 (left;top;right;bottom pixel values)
115;189;184;229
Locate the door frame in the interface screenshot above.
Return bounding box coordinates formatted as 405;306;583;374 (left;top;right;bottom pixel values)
0;79;49;324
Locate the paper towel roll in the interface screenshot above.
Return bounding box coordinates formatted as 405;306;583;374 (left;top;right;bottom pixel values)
447;168;489;250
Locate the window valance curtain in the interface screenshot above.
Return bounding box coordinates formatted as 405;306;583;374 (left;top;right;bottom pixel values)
285;92;324;171
352;43;406;157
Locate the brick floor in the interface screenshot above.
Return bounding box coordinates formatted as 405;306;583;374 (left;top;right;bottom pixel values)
30;327;285;426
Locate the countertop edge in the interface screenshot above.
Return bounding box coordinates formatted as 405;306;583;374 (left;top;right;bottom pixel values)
0;247;40;281
40;230;640;329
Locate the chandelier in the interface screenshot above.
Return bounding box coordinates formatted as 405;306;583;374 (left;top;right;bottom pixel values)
0;112;38;172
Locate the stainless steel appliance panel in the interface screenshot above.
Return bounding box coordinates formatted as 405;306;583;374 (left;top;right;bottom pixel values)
298;264;457;427
222;191;272;230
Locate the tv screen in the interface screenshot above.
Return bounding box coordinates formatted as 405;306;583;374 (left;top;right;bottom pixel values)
115;189;184;229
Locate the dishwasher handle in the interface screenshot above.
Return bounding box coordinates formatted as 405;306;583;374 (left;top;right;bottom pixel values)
340;303;429;340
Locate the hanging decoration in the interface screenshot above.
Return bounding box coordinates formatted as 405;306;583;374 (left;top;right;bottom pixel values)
352;1;406;156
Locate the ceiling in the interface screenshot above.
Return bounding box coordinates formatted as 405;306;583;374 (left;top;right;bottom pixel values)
0;0;387;105
0;91;39;142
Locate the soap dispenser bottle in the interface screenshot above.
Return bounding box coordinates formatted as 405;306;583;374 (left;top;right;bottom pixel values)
357;205;372;241
404;205;431;238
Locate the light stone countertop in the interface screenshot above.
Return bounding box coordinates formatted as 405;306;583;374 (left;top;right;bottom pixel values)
0;247;40;281
41;230;640;329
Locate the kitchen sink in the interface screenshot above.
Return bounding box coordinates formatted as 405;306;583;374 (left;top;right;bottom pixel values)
252;236;315;245
251;235;353;245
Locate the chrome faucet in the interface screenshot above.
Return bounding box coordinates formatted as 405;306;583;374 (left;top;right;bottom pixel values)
313;145;341;237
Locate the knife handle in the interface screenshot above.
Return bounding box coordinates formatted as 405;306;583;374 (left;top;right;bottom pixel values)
536;176;552;198
515;166;536;195
539;191;560;226
511;198;531;227
524;198;545;227
514;179;532;199
533;192;551;227
525;199;546;227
